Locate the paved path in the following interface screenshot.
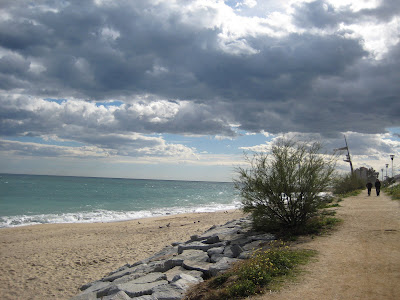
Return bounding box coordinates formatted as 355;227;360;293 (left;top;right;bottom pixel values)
251;190;400;300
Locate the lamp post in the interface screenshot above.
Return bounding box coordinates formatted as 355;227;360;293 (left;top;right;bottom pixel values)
390;155;395;178
381;168;384;181
386;164;389;180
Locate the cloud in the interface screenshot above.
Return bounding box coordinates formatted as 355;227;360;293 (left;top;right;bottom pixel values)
0;0;399;165
238;131;400;174
0;139;108;158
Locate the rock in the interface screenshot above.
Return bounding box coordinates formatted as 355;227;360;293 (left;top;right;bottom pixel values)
223;244;244;258
209;253;226;263
131;296;157;300
76;281;113;298
250;233;275;241
101;291;131;300
206;225;217;231
70;293;97;300
171;273;203;284
148;259;181;273
182;260;213;276
164;266;203;282
113;273;147;285
113;280;168;297
175;249;209;262
231;244;244;257
127;272;167;284
209;257;240;277
178;241;224;254
204;235;220;244
103;263;160;282
146;246;179;263
223;246;234;258
189;234;202;242
207;246;224;256
107;264;131;275
199;227;243;241
242;240;264;251
152;283;185;300
237;251;252;260
229;236;253;246
69;215;277;300
79;280;100;292
172;273;203;290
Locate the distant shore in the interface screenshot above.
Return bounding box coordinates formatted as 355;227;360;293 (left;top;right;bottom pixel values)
0;210;245;300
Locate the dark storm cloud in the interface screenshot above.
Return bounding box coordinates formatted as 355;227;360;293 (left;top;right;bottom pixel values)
0;0;399;139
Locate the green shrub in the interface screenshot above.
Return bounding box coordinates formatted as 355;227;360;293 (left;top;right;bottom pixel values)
234;139;336;234
384;184;400;200
332;173;365;195
228;279;257;297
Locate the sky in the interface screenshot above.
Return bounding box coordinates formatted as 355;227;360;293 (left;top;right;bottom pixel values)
0;0;399;182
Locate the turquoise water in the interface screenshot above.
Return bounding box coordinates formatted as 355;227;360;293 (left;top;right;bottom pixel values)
0;174;240;228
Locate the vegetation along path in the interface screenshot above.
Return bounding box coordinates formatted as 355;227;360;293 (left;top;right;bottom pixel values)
251;190;400;300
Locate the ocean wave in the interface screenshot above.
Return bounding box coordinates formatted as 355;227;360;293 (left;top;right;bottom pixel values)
0;201;242;228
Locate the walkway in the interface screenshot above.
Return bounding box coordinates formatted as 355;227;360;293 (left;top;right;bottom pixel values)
251;190;400;300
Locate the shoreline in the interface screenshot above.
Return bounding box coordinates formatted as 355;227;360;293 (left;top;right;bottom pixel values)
0;207;241;229
0;209;245;300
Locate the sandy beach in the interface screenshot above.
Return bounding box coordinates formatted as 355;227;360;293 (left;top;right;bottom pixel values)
0;210;244;300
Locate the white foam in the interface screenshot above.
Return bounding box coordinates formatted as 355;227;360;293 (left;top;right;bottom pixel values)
0;200;242;228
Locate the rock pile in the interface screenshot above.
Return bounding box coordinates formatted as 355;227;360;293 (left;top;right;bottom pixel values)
71;217;275;300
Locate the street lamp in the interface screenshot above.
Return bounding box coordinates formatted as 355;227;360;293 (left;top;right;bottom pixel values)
390;155;395;178
386;164;389;180
381;168;384;181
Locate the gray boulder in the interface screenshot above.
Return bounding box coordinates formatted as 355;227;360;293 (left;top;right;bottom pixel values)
164;266;203;282
70;293;97;300
152;283;185;300
223;244;244;258
175;249;209;262
101;291;131;300
209;257;239;277
207;246;224;256
113;279;168;298
182;260;213;276
177;241;224;254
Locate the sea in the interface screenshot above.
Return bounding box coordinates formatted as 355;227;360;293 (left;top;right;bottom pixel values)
0;174;241;228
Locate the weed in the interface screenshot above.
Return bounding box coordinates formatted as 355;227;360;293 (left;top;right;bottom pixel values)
337;189;362;198
383;184;400;200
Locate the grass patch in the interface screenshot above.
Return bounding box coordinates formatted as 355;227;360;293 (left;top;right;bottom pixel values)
293;215;342;237
383;184;400;200
184;242;316;300
336;189;362;198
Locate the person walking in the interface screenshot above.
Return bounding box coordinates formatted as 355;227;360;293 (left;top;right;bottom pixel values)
375;179;381;196
366;181;373;196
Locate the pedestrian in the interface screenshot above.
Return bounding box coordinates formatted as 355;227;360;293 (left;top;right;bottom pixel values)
375;179;381;196
366;181;373;196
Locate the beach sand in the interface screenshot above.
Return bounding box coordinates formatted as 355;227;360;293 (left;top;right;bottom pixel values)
0;210;245;300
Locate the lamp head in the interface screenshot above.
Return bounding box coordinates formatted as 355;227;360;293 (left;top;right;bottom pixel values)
390;154;394;160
